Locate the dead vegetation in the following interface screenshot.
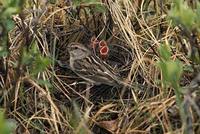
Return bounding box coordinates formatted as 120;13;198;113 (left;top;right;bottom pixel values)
1;0;200;133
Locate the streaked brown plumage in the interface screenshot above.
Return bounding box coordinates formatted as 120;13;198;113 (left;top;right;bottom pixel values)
67;42;125;86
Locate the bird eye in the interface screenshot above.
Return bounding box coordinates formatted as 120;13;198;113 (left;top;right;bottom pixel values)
73;46;79;50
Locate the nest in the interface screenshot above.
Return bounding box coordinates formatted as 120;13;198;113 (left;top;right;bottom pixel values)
3;0;200;134
8;2;144;105
5;1;175;133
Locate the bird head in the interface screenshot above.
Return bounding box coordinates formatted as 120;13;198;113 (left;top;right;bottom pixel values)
67;43;90;60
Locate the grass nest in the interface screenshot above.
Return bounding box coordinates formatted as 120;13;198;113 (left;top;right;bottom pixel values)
1;0;200;133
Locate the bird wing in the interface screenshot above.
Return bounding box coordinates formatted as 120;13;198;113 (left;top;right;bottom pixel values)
73;56;120;86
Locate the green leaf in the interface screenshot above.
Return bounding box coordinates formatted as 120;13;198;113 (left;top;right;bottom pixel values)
0;46;8;57
1;0;11;7
94;4;106;13
168;0;197;30
196;3;200;32
69;101;88;134
73;0;82;6
31;56;50;75
21;48;34;65
166;60;183;84
73;0;100;6
157;44;183;88
22;42;51;75
5;19;15;31
3;7;19;16
71;101;82;128
0;110;16;134
157;59;183;88
83;0;98;3
158;44;171;61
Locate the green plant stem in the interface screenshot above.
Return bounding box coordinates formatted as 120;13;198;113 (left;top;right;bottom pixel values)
173;85;187;133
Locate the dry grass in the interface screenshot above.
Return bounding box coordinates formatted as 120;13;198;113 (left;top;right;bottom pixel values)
1;0;200;133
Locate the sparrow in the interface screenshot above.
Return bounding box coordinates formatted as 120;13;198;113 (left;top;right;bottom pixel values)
67;42;128;87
